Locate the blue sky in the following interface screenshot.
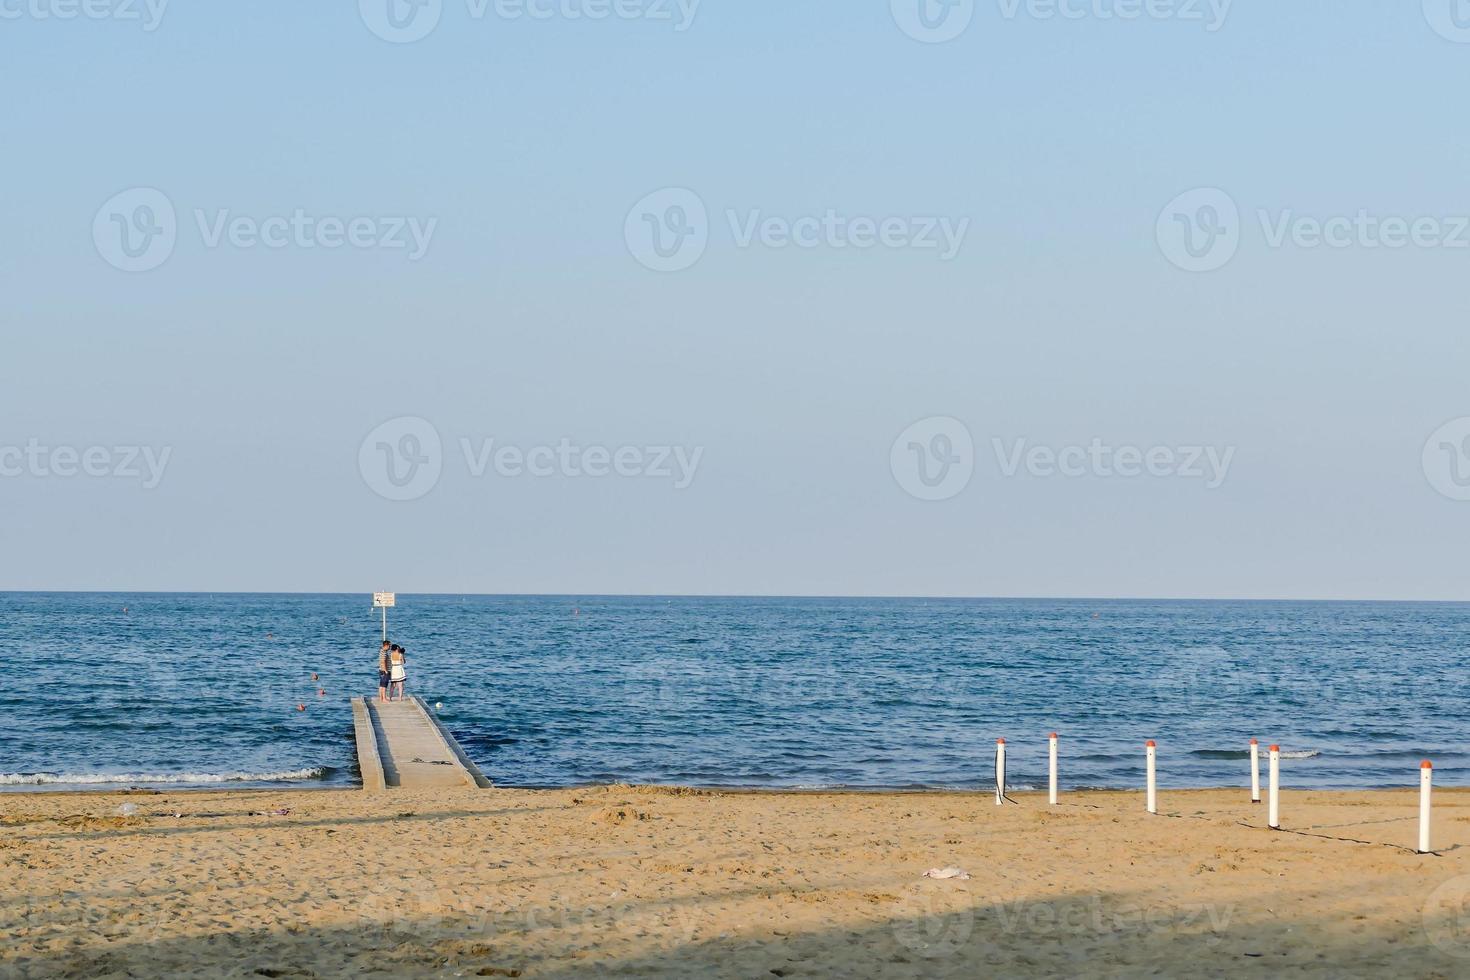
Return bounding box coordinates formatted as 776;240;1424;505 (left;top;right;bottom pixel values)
2;1;1469;598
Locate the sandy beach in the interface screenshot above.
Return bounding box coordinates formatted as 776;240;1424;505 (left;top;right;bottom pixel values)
3;785;1468;978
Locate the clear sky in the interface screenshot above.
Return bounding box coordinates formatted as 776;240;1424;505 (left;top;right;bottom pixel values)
3;2;1469;599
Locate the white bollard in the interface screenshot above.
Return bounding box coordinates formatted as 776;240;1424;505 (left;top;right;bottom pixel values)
1146;740;1157;814
1250;738;1261;804
1420;761;1433;854
1268;745;1281;829
1049;732;1059;806
995;739;1006;806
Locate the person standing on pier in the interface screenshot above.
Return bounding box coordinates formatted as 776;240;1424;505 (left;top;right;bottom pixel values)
389;644;407;701
377;640;392;703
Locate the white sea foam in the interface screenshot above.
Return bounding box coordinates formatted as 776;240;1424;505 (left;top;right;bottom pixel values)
0;768;328;786
1192;748;1323;761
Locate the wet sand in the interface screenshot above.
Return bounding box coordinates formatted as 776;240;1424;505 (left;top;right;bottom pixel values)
4;786;1469;978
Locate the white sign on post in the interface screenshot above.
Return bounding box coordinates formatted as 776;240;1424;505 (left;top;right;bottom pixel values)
373;592;396;643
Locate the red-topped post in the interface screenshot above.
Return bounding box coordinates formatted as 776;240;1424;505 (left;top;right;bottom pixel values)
1048;733;1059;806
1268;745;1281;829
995;739;1007;807
1250;739;1261;803
1420;761;1434;854
1145;740;1157;814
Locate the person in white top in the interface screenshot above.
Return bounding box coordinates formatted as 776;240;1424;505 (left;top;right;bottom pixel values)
389;644;407;701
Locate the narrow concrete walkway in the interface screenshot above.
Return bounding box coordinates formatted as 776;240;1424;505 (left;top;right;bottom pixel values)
351;695;491;791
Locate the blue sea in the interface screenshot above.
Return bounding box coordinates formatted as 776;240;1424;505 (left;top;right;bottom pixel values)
2;594;1466;793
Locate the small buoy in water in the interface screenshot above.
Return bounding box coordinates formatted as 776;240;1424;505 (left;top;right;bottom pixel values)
435;702;444;710
296;703;306;712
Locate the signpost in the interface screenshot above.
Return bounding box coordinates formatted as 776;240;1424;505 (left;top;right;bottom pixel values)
373;592;396;642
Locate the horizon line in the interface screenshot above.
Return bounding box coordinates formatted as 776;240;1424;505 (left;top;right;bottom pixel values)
0;589;1466;604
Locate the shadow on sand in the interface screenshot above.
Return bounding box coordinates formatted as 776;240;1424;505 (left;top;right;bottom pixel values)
8;880;1466;979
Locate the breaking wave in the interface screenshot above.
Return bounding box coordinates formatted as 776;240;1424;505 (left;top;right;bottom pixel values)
0;767;331;786
1190;749;1321;761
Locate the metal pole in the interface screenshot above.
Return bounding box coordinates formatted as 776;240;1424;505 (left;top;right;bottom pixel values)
1049;733;1059;806
995;739;1006;806
1145;740;1157;814
1268;745;1281;829
1250;739;1261;804
1420;761;1433;854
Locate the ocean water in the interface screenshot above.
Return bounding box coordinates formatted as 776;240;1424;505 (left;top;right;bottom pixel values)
2;593;1467;792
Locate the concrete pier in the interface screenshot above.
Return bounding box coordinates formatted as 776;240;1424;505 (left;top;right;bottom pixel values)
351;695;491;791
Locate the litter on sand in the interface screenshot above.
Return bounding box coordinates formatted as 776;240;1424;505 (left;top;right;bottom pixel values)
163;809;292;819
923;867;972;880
